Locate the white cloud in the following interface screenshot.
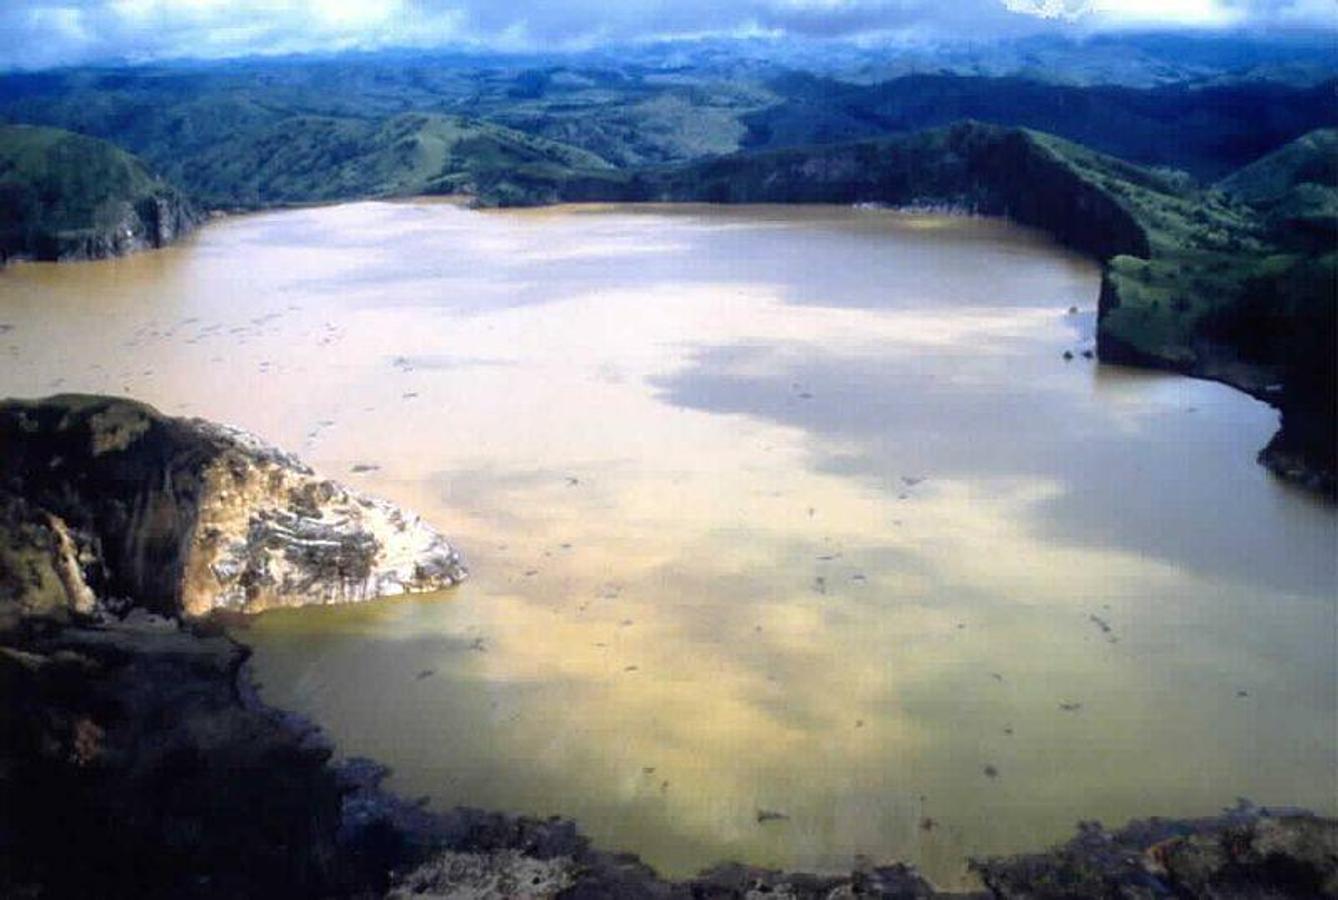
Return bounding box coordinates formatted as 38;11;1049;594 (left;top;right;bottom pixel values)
0;0;1331;69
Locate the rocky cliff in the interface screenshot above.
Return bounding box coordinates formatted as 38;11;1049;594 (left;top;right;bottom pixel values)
0;395;465;617
529;122;1335;496
2;396;1332;898
0;125;202;264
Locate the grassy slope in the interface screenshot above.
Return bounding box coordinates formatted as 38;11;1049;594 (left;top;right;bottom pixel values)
0;125;160;231
1094;128;1335;376
741;74;1338;181
173;112;615;207
1217;128;1338;247
0;124;195;259
534;122;1334;487
3;62;1333;185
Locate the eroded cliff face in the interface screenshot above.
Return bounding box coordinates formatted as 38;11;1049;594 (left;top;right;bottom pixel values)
31;192;204;263
0;124;205;265
0;395;465;618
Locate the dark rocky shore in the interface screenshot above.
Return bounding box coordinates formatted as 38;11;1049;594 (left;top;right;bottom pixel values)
2;394;1334;899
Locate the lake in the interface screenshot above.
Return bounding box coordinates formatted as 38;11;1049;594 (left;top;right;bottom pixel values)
2;201;1333;888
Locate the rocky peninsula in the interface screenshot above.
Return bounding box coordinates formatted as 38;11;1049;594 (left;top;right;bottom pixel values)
0;394;1333;898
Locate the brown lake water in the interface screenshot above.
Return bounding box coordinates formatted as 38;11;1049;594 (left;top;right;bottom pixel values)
1;202;1334;888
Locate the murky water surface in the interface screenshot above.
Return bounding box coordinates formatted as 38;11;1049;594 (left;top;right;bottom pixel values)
2;202;1333;887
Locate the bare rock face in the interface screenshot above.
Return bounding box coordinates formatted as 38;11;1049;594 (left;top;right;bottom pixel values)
0;493;98;628
0;395;465;617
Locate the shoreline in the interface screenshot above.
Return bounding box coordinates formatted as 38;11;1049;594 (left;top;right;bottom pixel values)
7;602;1335;898
5;193;1327;497
1;394;1333;896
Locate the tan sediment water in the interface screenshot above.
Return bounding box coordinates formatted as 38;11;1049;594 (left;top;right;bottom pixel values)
2;202;1333;888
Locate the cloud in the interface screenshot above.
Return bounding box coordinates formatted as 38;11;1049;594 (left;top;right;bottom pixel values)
0;0;1332;69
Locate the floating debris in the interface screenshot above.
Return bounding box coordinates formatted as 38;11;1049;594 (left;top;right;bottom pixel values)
565;476;580;486
469;637;487;652
920;817;938;832
624;665;639;672
756;809;790;823
1062;350;1075;361
983;765;999;779
350;463;381;473
415;669;435;680
1059;702;1083;713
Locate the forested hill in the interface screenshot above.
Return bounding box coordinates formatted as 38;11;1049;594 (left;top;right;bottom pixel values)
0;124;199;262
1;56;1334;199
738;74;1338;181
536;122;1335;491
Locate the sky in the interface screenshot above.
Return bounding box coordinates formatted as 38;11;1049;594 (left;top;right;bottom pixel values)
0;0;1333;69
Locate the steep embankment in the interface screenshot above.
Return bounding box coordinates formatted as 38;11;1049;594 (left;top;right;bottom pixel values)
0;394;465;896
530;121;1335;494
0;125;201;263
2;396;1334;898
0;395;465;618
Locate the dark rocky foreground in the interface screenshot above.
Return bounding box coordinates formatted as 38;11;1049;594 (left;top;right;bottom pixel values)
4;607;1334;900
2;393;1334;898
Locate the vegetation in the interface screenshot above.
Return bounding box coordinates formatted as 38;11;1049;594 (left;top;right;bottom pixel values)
0;46;1330;487
740;74;1338;181
173;112;613;207
1;54;1333;205
0;124;197;260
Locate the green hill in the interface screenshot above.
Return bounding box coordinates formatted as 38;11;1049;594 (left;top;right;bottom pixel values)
172;112;616;208
0;125;199;262
1217;128;1338;205
1217;128;1338;250
739;74;1338;181
528;121;1334;491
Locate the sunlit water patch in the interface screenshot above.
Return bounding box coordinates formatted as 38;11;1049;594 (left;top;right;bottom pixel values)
2;202;1333;888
